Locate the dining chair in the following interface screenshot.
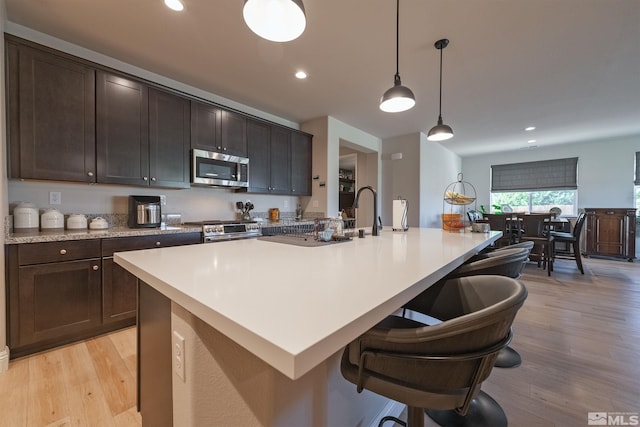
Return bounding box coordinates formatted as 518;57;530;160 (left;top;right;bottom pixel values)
549;212;587;274
482;214;514;247
516;213;555;276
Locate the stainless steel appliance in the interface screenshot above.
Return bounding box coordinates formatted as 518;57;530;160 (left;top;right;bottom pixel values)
184;219;262;243
128;195;162;228
191;148;249;188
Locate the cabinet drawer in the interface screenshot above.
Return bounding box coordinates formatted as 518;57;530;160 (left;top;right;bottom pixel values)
18;239;101;265
102;232;201;256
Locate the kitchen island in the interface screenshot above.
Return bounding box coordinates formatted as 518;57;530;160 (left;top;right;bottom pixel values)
115;228;501;426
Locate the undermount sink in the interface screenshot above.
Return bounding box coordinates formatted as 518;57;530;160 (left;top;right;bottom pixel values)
258;235;352;247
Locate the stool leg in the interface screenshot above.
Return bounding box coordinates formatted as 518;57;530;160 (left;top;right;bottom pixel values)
426;390;507;427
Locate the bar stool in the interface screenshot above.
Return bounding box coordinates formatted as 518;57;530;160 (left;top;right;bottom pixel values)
341;275;527;427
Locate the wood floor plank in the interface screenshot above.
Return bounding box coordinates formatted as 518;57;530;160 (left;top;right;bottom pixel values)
27;349;72;426
85;333;137;418
0;357;30;426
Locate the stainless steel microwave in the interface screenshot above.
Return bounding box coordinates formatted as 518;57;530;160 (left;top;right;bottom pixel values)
191;149;249;188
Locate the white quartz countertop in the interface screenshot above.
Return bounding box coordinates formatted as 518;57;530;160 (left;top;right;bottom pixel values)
115;228;500;379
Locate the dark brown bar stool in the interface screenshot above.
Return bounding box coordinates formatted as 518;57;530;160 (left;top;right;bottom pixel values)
341;275;527;427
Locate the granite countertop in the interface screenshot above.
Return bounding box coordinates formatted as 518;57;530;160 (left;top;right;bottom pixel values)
5;224;203;244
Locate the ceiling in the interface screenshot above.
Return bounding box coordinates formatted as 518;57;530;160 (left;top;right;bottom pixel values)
5;0;640;156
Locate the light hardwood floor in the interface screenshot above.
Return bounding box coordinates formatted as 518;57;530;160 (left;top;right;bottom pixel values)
1;256;638;427
0;327;140;427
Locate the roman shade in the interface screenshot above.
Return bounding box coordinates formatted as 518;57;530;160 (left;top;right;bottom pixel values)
635;151;640;185
491;158;578;192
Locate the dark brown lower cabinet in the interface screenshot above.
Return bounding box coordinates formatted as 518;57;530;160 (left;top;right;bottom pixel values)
585;208;636;261
6;240;104;358
6;232;202;358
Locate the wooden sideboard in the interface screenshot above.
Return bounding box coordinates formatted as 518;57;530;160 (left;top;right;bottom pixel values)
585;208;637;261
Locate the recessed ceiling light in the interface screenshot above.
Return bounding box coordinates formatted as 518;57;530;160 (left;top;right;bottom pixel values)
295;70;307;79
164;0;184;11
524;126;536;131
528;139;537;143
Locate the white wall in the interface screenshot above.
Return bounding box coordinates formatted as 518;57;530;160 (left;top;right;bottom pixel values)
301;116;381;224
381;134;421;228
419;135;463;228
461;135;640;210
381;133;462;228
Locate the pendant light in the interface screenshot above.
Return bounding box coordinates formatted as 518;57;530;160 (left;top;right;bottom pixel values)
379;0;415;113
427;39;454;141
243;0;306;43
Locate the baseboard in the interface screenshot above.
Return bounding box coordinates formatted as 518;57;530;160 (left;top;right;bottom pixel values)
0;346;9;372
369;399;405;427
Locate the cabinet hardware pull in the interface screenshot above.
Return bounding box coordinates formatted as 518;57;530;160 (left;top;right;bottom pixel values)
60;249;67;255
87;171;94;177
156;241;161;246
93;265;99;271
151;177;157;181
143;176;148;181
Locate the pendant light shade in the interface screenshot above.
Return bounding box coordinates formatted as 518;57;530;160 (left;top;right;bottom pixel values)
427;39;454;141
379;0;415;113
243;0;306;42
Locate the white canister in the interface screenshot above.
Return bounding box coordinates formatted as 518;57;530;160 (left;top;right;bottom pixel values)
67;214;88;230
13;202;40;230
41;208;65;230
89;217;109;230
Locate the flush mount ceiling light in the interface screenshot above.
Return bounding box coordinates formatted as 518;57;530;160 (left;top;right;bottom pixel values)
379;0;415;113
164;0;184;11
427;39;454;141
243;0;306;42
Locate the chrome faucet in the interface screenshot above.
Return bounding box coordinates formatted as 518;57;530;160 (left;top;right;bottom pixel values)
353;186;379;236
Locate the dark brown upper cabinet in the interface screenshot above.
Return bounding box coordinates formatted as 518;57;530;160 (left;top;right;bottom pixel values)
148;88;191;188
96;71;189;188
246;119;270;193
269;126;291;195
245;119;312;196
290;132;312;196
6;41;96;182
191;101;247;157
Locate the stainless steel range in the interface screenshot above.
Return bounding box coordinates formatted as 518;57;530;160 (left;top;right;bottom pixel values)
184;220;262;243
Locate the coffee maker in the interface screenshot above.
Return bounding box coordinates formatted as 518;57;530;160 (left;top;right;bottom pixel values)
128;195;162;228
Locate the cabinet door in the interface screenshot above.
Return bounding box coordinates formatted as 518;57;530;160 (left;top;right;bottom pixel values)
96;71;149;186
220;110;247;157
15;259;102;347
269;127;291;194
246;119;270;193
102;258;137;324
191;100;220;152
7;43;96;182
290;132;312;196
594;212;625;256
149;88;190;188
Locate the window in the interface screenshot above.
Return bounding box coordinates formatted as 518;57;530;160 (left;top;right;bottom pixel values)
490;190;577;216
490;158;578;216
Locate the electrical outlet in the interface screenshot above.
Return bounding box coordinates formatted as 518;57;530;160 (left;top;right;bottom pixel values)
173;331;185;381
49;192;62;205
160;195;167;206
283;200;289;209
